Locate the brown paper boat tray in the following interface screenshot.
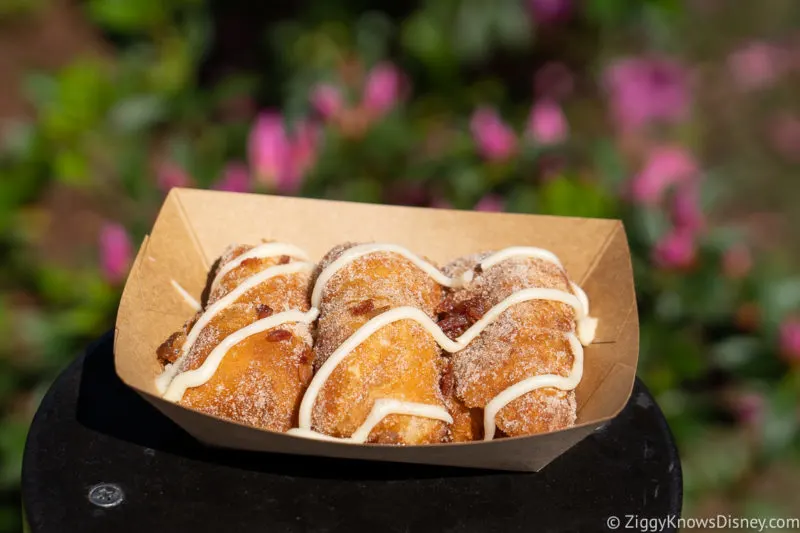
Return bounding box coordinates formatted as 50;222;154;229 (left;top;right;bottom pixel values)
114;188;639;471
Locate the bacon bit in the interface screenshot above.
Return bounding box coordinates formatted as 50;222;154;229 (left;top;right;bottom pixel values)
156;331;184;364
240;257;260;269
298;363;313;384
255;303;274;319
436;295;457;316
439;313;470;339
474;263;483;274
438;297;485;338
266;329;292;341
367;305;391;319
463;297;486;322
299;347;313;365
351;299;375;315
279;255;291;265
440;362;455;397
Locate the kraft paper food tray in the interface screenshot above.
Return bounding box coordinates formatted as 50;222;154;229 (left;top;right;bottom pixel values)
114;188;639;472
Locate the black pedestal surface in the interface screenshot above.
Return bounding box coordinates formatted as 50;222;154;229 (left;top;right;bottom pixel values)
22;333;682;532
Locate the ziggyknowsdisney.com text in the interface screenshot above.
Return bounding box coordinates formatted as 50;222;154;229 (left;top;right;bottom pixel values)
606;514;800;531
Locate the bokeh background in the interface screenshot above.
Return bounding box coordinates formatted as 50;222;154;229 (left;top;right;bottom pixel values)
1;0;800;530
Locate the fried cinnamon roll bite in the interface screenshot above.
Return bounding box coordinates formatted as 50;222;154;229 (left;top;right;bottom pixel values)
155;242;317;432
295;243;452;444
441;249;596;440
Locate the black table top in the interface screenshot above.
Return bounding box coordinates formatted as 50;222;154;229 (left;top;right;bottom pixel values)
22;332;682;532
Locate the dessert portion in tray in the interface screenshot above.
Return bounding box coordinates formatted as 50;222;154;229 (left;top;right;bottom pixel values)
155;241;597;444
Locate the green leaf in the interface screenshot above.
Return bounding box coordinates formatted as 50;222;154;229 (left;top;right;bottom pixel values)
505;185;538;214
22;72;57;109
492;0;533;51
681;428;751;496
537;177;616;218
711;336;762;371
585;0;633;27
0;419;29;488
356;12;393;65
759;278;800;332
338;178;383;203
402;11;454;74
109;95;166;133
630;207;670;247
87;0;167;32
761;377;800;461
453;0;493;63
592;140;628;190
448;165;486;206
53;149;90;186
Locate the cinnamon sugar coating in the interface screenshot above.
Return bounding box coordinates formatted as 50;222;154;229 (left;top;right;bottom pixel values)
443;253;578;438
157;244;313;432
312;243;450;444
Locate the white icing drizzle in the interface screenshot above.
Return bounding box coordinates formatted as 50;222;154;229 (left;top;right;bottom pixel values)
311;244;588;315
159;242;598;443
156;260;314;394
287;399;452;443
483;333;583;441
479;246;563;271
310;243;474;308
210;242;310;292
170;279;202;312
162;308;319;402
297;286;592;431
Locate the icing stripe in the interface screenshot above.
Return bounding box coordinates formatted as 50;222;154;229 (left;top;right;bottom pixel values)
210;243;310;293
287;400;452;443
479;246;562;271
483;333;583;441
162;308;319;402
297;287;590;430
170;280;202;312
311;244;588;314
311;243;474;308
156;261;314;394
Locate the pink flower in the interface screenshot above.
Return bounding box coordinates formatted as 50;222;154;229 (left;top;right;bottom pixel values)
213;163;251;193
311;83;344;119
528;0;573;23
604;57;690;130
526;99;568;145
363;62;402;115
779;318;800;362
249;112;291;189
653;228;696;269
728;42;784;91
282;120;319;194
722;244;753;279
534;62;574;101
732;392;764;426
99;223;133;284
670;185;705;231
768;114;800;162
156;162;192;192
470;108;517;161
248;112;319;194
474;194;505;212
630;146;699;205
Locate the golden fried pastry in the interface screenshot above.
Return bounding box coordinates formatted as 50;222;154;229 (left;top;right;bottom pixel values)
440;248;595;440
295;243;452;444
155;242;317;431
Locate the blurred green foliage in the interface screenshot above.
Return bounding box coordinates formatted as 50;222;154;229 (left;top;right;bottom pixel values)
1;0;799;530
